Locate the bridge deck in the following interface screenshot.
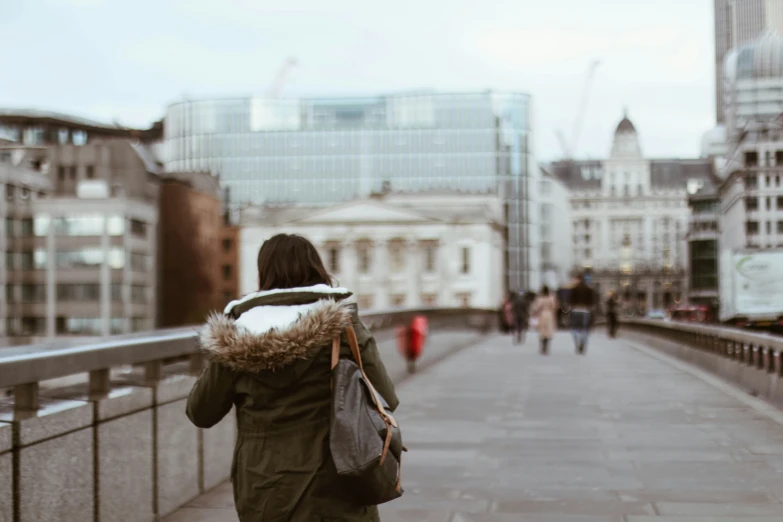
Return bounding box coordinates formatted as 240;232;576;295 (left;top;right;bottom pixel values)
165;331;783;522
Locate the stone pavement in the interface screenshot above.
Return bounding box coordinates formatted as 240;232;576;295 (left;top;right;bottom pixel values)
165;330;783;521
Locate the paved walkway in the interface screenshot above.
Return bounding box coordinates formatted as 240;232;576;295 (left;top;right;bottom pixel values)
166;331;783;521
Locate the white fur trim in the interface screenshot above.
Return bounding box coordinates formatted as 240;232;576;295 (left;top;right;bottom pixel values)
234;301;324;336
224;284;350;315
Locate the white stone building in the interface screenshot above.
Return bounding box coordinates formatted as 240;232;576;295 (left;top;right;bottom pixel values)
237;192;506;310
718;28;783;254
538;170;573;289
548;113;716;312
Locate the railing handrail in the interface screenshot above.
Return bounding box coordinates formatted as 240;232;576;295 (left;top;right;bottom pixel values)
625;318;783;349
0;307;496;389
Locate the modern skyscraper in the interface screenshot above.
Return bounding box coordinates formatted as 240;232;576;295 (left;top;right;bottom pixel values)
714;0;783;123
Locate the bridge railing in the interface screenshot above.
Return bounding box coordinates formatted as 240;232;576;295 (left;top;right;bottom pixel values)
622;318;783;406
0;307;496;522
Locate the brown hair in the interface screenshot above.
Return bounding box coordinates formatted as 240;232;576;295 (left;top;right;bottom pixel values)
257;234;333;291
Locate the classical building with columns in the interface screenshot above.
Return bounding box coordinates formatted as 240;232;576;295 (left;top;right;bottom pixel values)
547;112;717;313
236;191;506;310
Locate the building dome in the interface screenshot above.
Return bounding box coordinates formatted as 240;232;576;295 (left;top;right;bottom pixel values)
727;29;783;81
615;110;636;134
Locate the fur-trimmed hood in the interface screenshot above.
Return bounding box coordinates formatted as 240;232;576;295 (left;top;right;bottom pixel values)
200;285;354;373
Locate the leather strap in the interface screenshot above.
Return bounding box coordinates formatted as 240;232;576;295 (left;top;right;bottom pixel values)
332;325;401;478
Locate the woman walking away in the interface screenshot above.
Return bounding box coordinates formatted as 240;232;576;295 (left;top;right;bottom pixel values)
569;274;596;355
606;291;619;339
532;286;557;355
186;233;399;522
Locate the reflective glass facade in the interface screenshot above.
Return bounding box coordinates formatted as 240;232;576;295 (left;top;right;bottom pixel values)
164;91;535;289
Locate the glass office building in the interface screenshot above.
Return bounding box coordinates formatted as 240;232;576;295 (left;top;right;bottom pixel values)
164;90;536;290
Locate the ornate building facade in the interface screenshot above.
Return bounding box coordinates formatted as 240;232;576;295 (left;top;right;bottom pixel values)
236;192;506;310
548;113;717;314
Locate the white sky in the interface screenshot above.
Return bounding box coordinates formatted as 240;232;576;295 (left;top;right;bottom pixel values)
0;0;715;161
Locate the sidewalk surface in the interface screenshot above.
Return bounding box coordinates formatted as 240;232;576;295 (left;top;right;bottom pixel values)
165;330;783;522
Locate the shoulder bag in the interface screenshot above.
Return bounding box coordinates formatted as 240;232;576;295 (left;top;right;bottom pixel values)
329;325;404;505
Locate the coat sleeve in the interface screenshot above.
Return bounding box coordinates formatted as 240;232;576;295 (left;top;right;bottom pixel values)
186;361;236;428
350;313;400;412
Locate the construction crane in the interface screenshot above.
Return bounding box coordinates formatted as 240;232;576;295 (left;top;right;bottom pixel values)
555;60;601;160
267;57;298;98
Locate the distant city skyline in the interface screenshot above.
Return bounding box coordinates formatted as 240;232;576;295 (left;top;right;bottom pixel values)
1;0;713;161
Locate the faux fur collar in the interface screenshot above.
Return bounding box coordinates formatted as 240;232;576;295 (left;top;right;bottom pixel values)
201;298;353;373
224;284;351;315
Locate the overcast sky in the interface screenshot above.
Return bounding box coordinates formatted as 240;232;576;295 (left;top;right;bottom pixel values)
1;0;714;161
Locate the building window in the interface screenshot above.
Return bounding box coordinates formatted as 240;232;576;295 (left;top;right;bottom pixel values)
745;197;759;211
389;241;404;273
421;294;436;307
72;130;87;146
767;175;772;187
129;252;146;272
131;285;146;304
391;295;405;307
456;293;471;308
57;317;102;335
130;219;146;238
356;241;371;274
111;284;122;302
423;243;436;273
777;175;781;187
585;248;592;260
69;166;76;180
57;284;100;301
327;246;340;273
460;247;470;274
86;165;95;179
768;197;773;210
5;284;14;303
745;174;758;189
110;318;124;335
358;295;373;310
19;218;33;237
746;221;760;235
21;284;45;303
21;317;45;335
767;221;772;234
778;196;783;209
778;221;783;234
222;238;232;252
222;264;232;280
107;216;125;236
745;151;758;166
58;166;65;181
131;317;146;332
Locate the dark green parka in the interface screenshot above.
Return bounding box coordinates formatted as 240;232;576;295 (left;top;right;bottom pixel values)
186;285;399;522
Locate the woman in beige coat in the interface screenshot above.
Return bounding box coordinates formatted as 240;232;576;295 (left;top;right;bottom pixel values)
531;286;557;355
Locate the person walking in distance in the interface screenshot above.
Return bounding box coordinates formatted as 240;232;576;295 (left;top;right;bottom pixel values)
569;274;595;355
186;234;398;521
511;291;530;344
531;286;557;355
606;291;619;339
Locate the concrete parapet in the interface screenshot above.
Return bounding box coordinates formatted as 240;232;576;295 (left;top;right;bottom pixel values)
156;399;199;517
0;422;11;522
0;398;94;522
